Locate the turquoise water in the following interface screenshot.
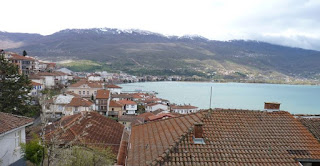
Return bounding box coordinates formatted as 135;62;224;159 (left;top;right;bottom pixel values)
120;82;320;114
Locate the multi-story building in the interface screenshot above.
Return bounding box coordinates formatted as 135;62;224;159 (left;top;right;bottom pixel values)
95;89;111;116
67;80;103;98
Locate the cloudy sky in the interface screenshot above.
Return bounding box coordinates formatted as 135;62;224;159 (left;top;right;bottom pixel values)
1;0;320;50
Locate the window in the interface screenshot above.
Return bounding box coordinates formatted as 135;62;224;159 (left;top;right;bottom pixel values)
94;91;97;95
83;91;85;95
79;91;81;95
112;108;114;111
87;91;89;95
15;130;22;147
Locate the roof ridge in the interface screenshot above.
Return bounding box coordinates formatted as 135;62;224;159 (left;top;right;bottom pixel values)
147;111;209;166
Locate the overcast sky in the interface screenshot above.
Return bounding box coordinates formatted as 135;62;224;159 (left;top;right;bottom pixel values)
1;0;320;50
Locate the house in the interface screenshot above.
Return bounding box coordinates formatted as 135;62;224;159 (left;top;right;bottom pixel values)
145;103;169;112
106;84;122;94
43;112;128;165
88;73;102;81
118;115;144;131
36;72;58;88
171;104;199;114
29;81;43;96
56;67;73;75
111;93;133;101
109;100;124;118
6;53;35;75
42;93;75;118
67;80;103;98
0;112;33;166
29;74;46;88
118;100;137;115
95;89;111;116
65;97;95;116
127;108;320;166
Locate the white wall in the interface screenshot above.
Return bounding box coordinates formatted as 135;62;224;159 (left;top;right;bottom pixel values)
44;76;55;88
146;104;169;112
107;88;121;94
125;104;137;115
172;108;198;114
0;127;26;166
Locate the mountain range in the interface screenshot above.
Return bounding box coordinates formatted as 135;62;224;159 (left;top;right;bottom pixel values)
1;28;320;83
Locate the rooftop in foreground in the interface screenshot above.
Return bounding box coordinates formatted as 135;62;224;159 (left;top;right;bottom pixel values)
127;108;320;166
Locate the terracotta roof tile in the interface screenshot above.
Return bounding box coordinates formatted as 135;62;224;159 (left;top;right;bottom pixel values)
0;112;34;134
109;100;123;107
106;84;122;89
96;89;110;99
299;118;320;142
31;81;41;86
44;112;124;156
118;100;137;105
127;109;320;166
7;54;35;61
148;113;177;121
137;112;155;121
69;80;103;88
66;97;94;107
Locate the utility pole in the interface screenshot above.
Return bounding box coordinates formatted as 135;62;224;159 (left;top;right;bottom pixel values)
209;86;212;109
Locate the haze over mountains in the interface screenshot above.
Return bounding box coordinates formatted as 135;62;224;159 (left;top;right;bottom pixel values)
1;28;320;82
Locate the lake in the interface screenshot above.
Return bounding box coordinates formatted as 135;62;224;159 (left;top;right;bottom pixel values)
120;81;320;114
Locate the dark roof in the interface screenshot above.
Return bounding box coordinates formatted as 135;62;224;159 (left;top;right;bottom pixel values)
127;109;320;166
44;112;124;156
299;118;320;142
0;112;34;134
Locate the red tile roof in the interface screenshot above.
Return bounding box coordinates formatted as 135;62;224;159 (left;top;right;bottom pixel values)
109;100;123;107
0;112;34;134
44;112;124;156
66;97;94;107
148;113;176;121
31;81;41;86
7;54;35;61
137;112;154;121
118;100;137;105
299;118;320;142
127;109;320;166
96;89;110;99
106;84;122;89
69;80;103;88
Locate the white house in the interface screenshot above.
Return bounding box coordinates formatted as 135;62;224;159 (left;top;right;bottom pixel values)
106;84;122;94
65;97;95;116
29;81;43;96
145;103;169;112
37;72;56;88
42;93;75;118
0;112;33;166
67;80;103;98
88;74;102;82
171;105;199;114
29;74;46;89
118;100;137;115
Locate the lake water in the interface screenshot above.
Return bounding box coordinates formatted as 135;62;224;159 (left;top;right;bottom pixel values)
120;81;320;114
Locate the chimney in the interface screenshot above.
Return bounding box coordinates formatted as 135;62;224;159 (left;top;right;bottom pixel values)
264;102;281;112
194;122;203;138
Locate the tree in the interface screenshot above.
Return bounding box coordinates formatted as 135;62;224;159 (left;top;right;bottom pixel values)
23;50;28;56
0;51;36;116
21;134;45;166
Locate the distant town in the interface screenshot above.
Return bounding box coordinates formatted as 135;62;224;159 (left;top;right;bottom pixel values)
1;50;320;166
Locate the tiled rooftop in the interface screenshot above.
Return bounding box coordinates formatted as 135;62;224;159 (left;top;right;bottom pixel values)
66;97;93;107
127;109;320;166
96;89;110;99
0;112;34;134
127;111;204;165
68;79;103;88
299;118;320;142
44;112;124;155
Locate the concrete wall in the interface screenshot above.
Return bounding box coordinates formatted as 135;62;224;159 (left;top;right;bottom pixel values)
0;127;26;166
